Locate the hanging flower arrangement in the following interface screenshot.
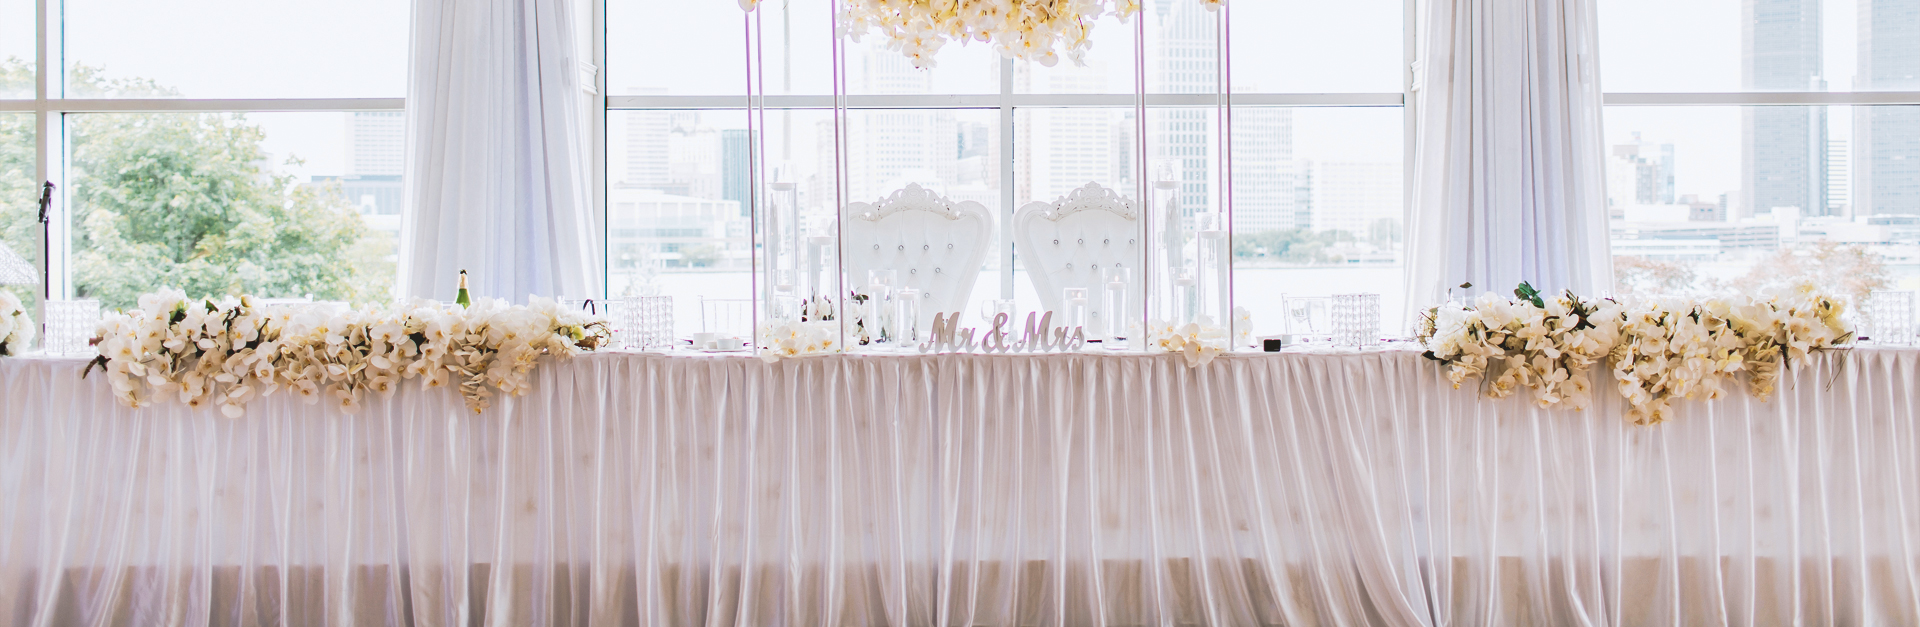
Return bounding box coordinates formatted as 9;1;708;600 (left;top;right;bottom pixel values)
739;0;1224;68
838;0;1139;68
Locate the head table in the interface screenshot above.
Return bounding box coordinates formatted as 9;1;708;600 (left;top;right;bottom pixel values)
0;347;1915;626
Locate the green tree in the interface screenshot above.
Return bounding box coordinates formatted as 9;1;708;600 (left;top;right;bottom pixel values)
2;59;392;311
1;59;40;309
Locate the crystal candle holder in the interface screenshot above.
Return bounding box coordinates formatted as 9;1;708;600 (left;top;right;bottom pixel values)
620;295;673;351
1331;293;1381;348
1867;290;1916;345
44;299;101;356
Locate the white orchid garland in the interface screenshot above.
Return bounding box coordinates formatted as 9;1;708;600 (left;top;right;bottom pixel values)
0;291;34;356
1418;283;1852;425
86;289;610;417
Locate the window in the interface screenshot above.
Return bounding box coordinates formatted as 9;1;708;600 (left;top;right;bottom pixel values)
1600;0;1920;301
7;0;407;311
606;0;1412;337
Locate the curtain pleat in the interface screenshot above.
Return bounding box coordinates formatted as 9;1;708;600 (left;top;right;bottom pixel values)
1406;0;1614;319
2;349;1918;626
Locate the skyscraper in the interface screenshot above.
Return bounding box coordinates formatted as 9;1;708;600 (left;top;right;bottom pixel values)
1828;138;1849;215
624;87;672;189
1154;0;1216;216
1611;132;1676;205
345;111;405;176
338;111;405;218
722;129;753;216
1740;0;1827;218
1230;106;1296;233
1853;0;1920;215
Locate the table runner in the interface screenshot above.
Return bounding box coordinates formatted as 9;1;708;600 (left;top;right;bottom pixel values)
1;349;1916;626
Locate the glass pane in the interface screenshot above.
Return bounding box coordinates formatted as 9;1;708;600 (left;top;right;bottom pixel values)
610;0;746;97
1014;11;1138;95
0;0;31;99
609;108;1005;339
68;112;400;309
1016;107;1138;337
64;0;406;98
1605;105;1920;302
1232;0;1404;93
2;113;36;310
1232;106;1407;340
611;0;999;97
1601;0;1920;92
1146;0;1220;94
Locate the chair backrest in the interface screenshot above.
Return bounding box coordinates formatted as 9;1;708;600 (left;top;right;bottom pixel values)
1013;182;1142;337
842;184;994;329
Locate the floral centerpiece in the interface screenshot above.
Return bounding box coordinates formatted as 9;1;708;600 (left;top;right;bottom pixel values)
0;291;36;356
1152;318;1228;367
1418;282;1852;424
87;290;610;417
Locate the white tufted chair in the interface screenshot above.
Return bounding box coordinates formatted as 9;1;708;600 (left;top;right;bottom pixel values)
842;184;994;331
1014;182;1143;338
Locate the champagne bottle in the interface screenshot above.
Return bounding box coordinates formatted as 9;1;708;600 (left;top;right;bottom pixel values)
455;270;471;308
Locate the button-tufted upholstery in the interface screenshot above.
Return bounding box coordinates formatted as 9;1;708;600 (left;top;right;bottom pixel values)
842;184;994;331
1014;182;1143;338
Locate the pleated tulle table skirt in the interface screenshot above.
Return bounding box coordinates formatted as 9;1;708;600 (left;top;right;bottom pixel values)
2;348;1916;626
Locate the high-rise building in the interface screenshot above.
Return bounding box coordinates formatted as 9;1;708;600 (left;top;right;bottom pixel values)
336;111;406;221
624;87;672;189
1230;106;1296;233
1308;161;1402;236
1611;132;1677;205
1020;60;1121;203
346;111;405;177
666;114;723;200
1854;0;1920;215
1154;0;1215;216
1828;138;1850;215
831;49;959;203
722;129;754;216
1740;0;1827;218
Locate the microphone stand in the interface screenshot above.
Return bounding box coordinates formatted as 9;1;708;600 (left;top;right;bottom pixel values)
37;181;53;317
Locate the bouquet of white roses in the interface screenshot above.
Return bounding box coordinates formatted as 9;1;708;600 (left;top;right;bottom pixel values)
0;290;33;356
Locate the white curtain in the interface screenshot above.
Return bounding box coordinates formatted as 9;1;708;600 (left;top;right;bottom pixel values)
3;350;1918;626
1406;0;1613;313
399;0;600;303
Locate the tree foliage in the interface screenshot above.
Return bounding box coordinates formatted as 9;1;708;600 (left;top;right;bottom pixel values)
2;59;392;311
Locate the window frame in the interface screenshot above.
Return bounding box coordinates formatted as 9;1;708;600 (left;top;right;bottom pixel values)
594;0;1419;301
0;0;406;306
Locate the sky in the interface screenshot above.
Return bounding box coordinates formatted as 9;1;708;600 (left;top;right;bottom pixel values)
1598;0;1869;203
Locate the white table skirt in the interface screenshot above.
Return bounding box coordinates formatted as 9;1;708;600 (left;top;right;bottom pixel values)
1;348;1916;626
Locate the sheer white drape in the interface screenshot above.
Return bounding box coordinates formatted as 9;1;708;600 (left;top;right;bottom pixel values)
399;0;600;303
1406;0;1613;313
3;350;1918;625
